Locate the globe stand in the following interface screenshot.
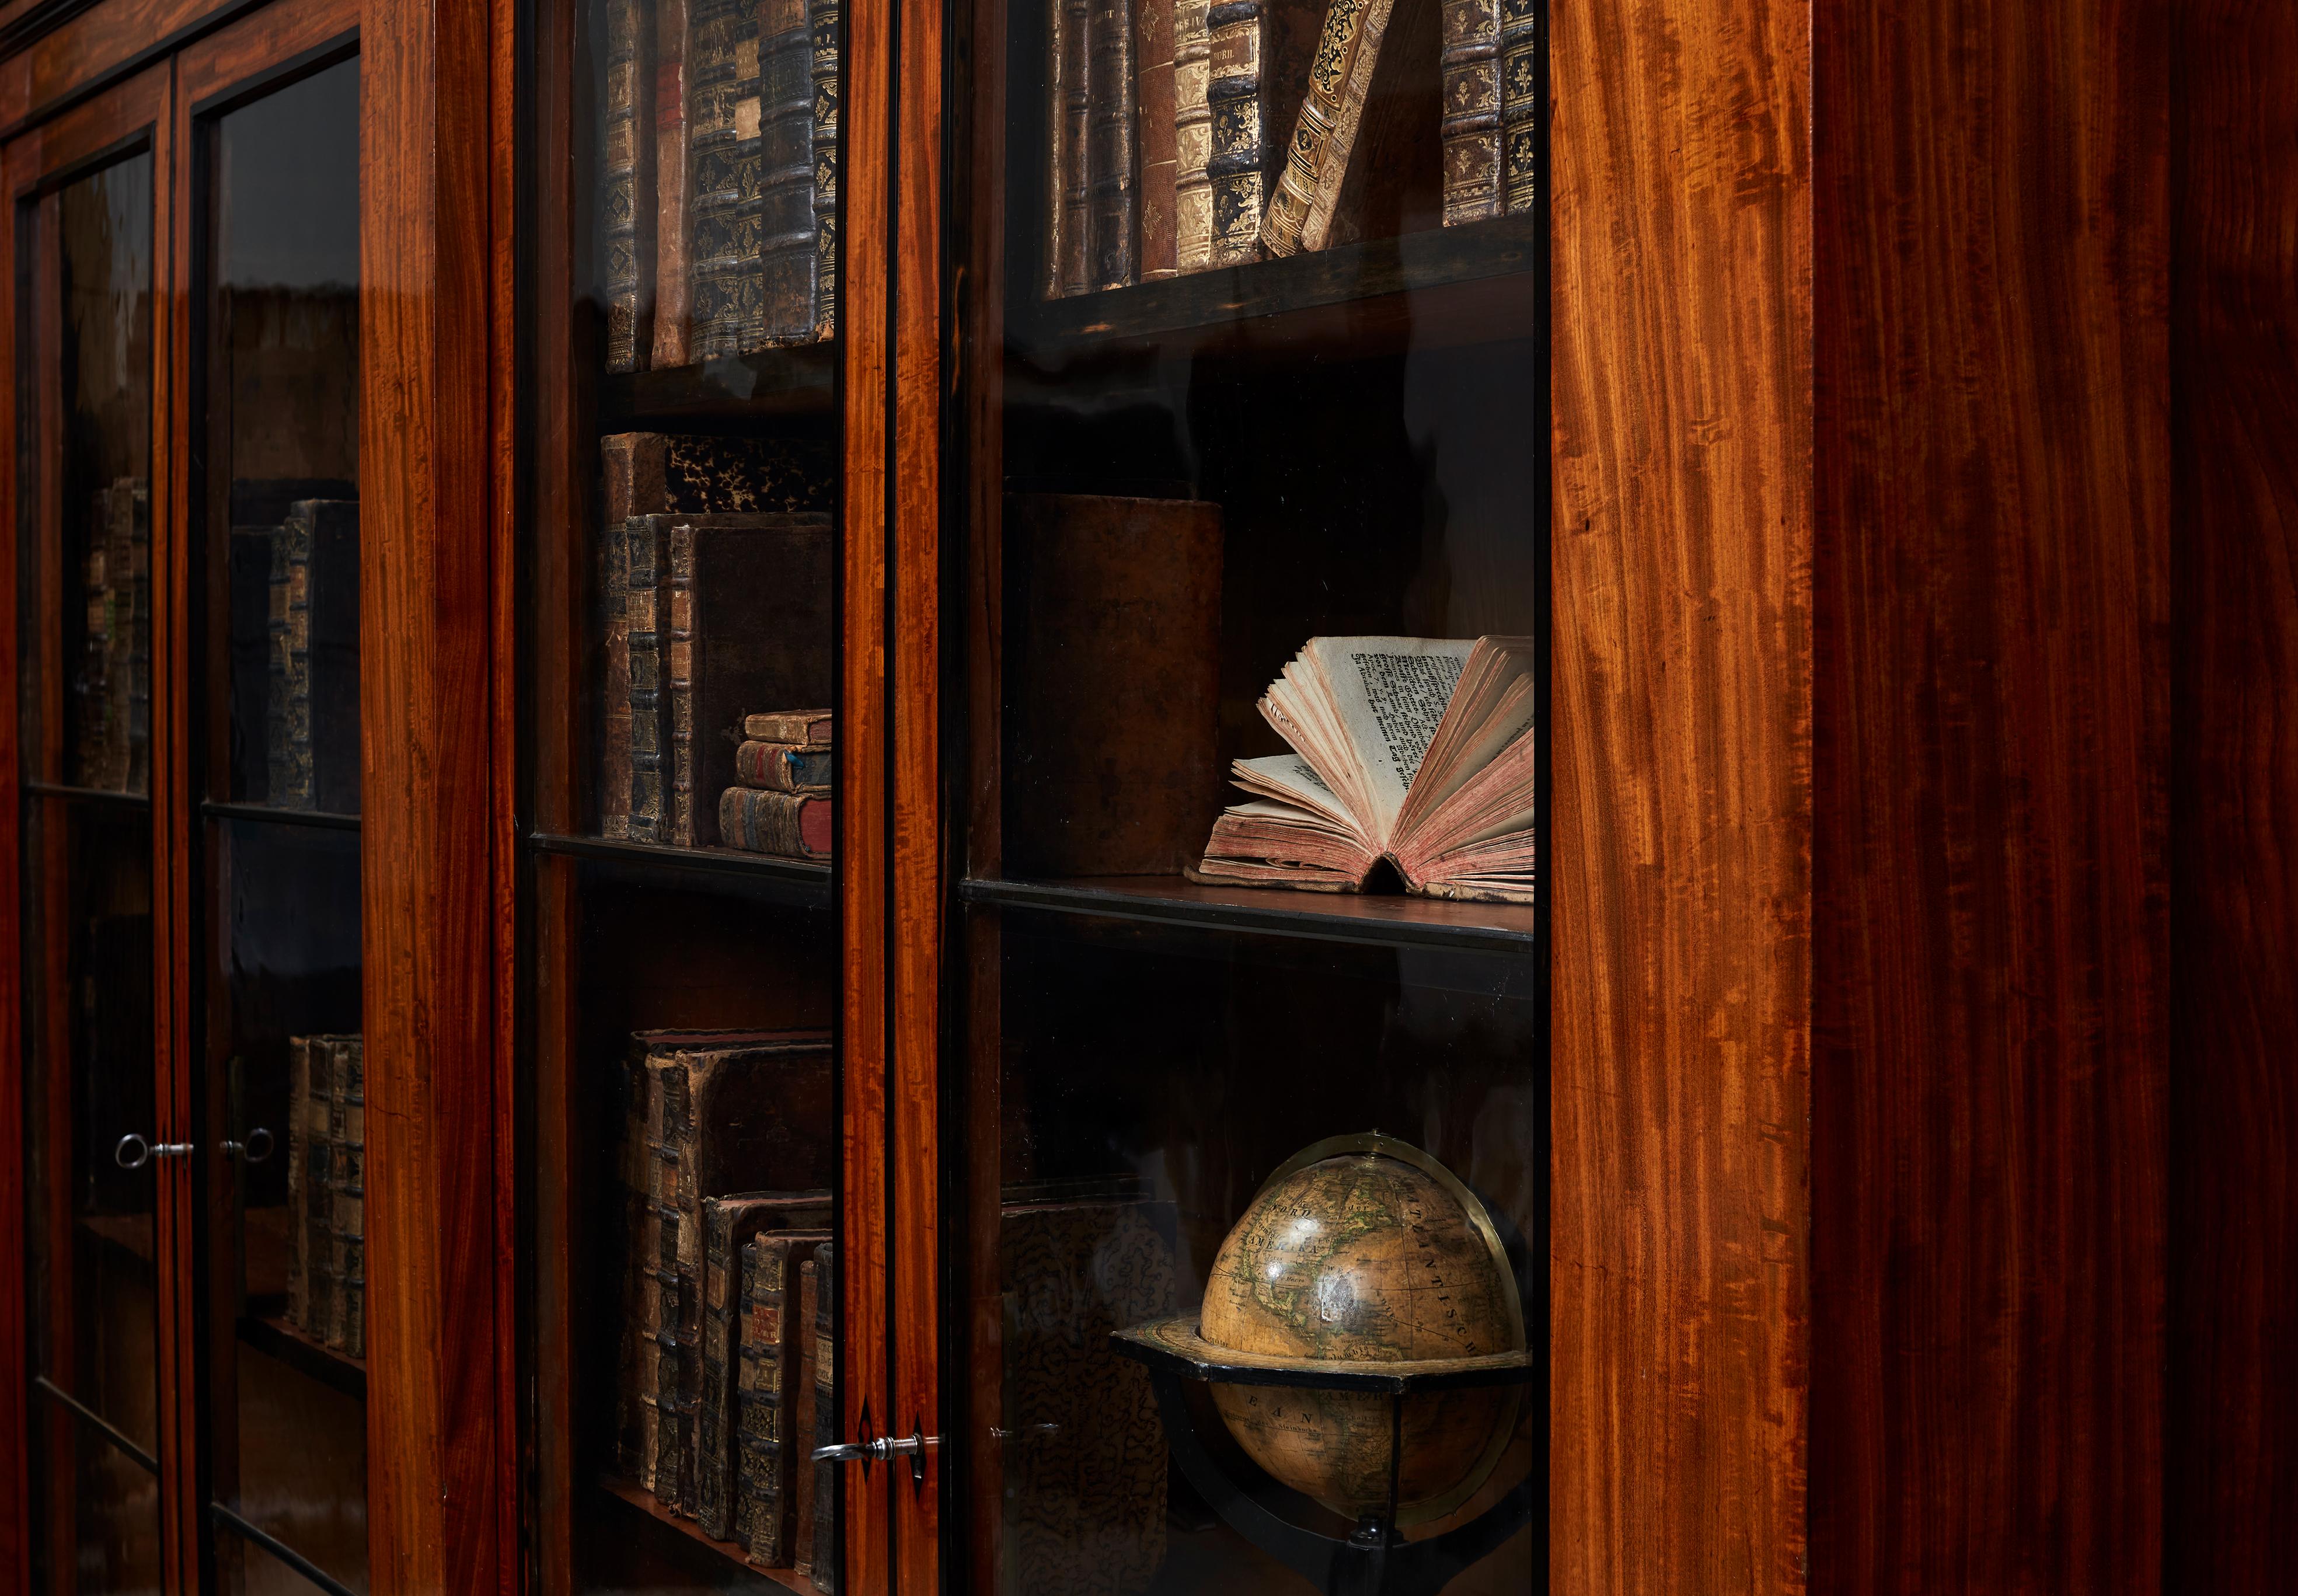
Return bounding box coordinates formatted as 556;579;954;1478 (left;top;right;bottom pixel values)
1113;1323;1538;1596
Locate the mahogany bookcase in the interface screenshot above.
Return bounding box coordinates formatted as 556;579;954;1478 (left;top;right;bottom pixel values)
1;0;2292;1593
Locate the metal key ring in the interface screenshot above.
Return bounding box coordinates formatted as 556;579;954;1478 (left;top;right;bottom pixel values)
114;1132;151;1170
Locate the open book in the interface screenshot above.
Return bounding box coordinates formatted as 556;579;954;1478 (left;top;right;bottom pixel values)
1191;637;1537;904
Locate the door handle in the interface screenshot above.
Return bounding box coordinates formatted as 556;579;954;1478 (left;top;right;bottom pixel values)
813;1427;937;1486
114;1134;194;1169
223;1126;276;1163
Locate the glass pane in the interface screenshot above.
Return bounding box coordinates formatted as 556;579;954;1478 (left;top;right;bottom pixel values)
193;55;368;1594
521;0;851;1584
946;0;1544;1587
16;148;163;1593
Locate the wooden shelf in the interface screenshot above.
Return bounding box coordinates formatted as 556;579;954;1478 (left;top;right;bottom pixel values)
200;800;361;832
529;831;834;904
1009;212;1541;367
238;1313;367;1398
599;341;838;428
960;874;1539;956
595;1477;821;1594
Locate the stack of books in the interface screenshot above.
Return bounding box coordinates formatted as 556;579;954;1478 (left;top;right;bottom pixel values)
72;479;151;794
599;0;842;371
719;709;832;859
1043;0;1539;295
285;1033;366;1358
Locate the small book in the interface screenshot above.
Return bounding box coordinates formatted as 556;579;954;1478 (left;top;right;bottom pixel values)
1194;635;1537;902
719;788;832;858
744;708;833;744
737;1226;829;1564
1264;0;1403;254
702;1199;831;1541
736;740;834;791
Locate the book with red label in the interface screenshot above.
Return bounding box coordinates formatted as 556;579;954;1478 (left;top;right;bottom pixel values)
719;787;832;858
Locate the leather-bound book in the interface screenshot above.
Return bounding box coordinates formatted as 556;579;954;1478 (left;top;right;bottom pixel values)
1263;0;1399;254
747;708;832;743
1086;0;1138;288
737;1227;829;1563
229;526;274;802
602;0;655;371
661;514;835;847
1001;1181;1177;1596
1051;0;1092;295
653;0;695;367
687;0;762;358
298;1035;338;1341
790;1256;821;1574
809;1241;839;1593
1003;495;1224;877
1204;0;1265;266
601;434;668;838
735;738;832;790
1438;0;1501;224
626;514;674;842
285;1037;312;1328
703;1200;831;1542
273;500;361;815
327;1037;367;1358
1498;0;1536;212
1135;0;1178;280
756;0;818;344
720;788;832;858
808;0;839;338
614;1050;655;1480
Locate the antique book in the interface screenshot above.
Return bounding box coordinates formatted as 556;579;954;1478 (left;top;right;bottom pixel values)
74;490;113;789
229;526;274;802
1498;0;1536;212
298;1034;339;1342
1048;0;1092;295
737;1227;828;1564
599;433;663;838
74;481;151;794
790;1255;821;1574
613;1050;657;1482
270;500;361;815
1438;0;1502;224
285;1036;313;1328
756;0;820;345
1085;0;1138;288
1194;635;1537;901
1003;496;1223;876
735;740;834;791
1171;0;1214;272
1134;0;1178;278
626;514;674;841
1000;1182;1177;1596
653;0;696;367
720;787;832;858
808;0;841;337
1204;0;1265;265
702;1199;830;1541
655;513;835;846
809;1240;839;1592
745;708;832;743
687;0;763;358
327;1037;367;1358
1263;0;1401;254
602;0;656;371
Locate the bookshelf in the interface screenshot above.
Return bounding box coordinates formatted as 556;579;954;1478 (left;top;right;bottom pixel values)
958;875;1541;956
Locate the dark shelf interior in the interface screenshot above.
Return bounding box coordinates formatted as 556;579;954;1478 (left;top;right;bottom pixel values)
595;1477;818;1594
23;780;152;809
961;874;1539;956
599;342;839;429
238;1313;367;1398
529;832;833;904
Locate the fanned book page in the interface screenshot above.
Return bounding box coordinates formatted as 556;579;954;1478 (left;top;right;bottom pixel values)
1193;634;1537;902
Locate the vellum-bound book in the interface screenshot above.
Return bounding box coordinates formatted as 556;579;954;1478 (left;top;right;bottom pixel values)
1192;635;1537;902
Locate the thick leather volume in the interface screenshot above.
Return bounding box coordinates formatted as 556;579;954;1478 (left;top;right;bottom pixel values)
1003;495;1225;876
1052;0;1093;295
653;0;695;366
662;514;834;847
603;0;655;371
735;740;832;790
705;1203;828;1543
1264;0;1401;255
625;513;673;841
745;709;832;742
790;1257;821;1572
1136;0;1178;277
1086;0;1138;288
738;1228;828;1564
808;0;840;338
1172;0;1214;272
1439;0;1501;224
601;434;668;838
1499;0;1536;212
719;787;832;856
1205;0;1264;265
326;1037;366;1358
755;0;819;346
687;0;763;358
809;1241;839;1592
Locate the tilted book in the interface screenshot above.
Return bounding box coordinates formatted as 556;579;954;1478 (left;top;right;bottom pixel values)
1193;635;1537;901
1263;0;1403;255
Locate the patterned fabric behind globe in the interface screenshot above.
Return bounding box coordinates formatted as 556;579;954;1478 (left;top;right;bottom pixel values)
1198;1148;1521;1521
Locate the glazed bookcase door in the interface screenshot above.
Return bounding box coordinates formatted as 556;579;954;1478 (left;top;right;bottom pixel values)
171;1;368;1589
931;0;1547;1591
3;63;180;1596
518;0;883;1591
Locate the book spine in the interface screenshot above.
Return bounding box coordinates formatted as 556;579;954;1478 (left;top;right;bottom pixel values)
697;1198;741;1539
755;0;820;346
1055;0;1092;295
285;1037;310;1327
264;524;292;806
1439;0;1503;225
626;517;669;842
1136;0;1177;279
1264;0;1389;256
655;0;696;367
602;0;653;371
647;1055;702;1511
1204;1;1264;267
809;0;840;339
738;1236;795;1564
119;485;149;796
717;787;830;858
301;1037;337;1342
735;741;833;790
1172;0;1213;273
1085;0;1137;290
743;710;832;743
790;1256;820;1571
687;0;760;360
1499;0;1537;213
810;1241;838;1593
601;513;633;838
665;520;699;848
615;1056;652;1479
329;1037;366;1358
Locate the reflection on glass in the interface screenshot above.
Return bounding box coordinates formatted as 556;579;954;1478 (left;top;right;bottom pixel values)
29;1423;163;1596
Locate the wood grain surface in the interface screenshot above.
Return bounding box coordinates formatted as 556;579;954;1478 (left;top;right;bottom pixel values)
0;0;256;134
360;0;514;1585
1547;0;1812;1591
1808;1;2171;1592
2166;2;2298;1588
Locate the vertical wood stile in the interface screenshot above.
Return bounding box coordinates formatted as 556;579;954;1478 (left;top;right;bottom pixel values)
0;133;27;1596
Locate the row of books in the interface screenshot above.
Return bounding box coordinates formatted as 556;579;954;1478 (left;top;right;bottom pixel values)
601;0;841;371
231;499;361;814
599;433;834;849
74;479;151;794
613;1029;839;1577
286;1033;367;1360
1044;0;1539;295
